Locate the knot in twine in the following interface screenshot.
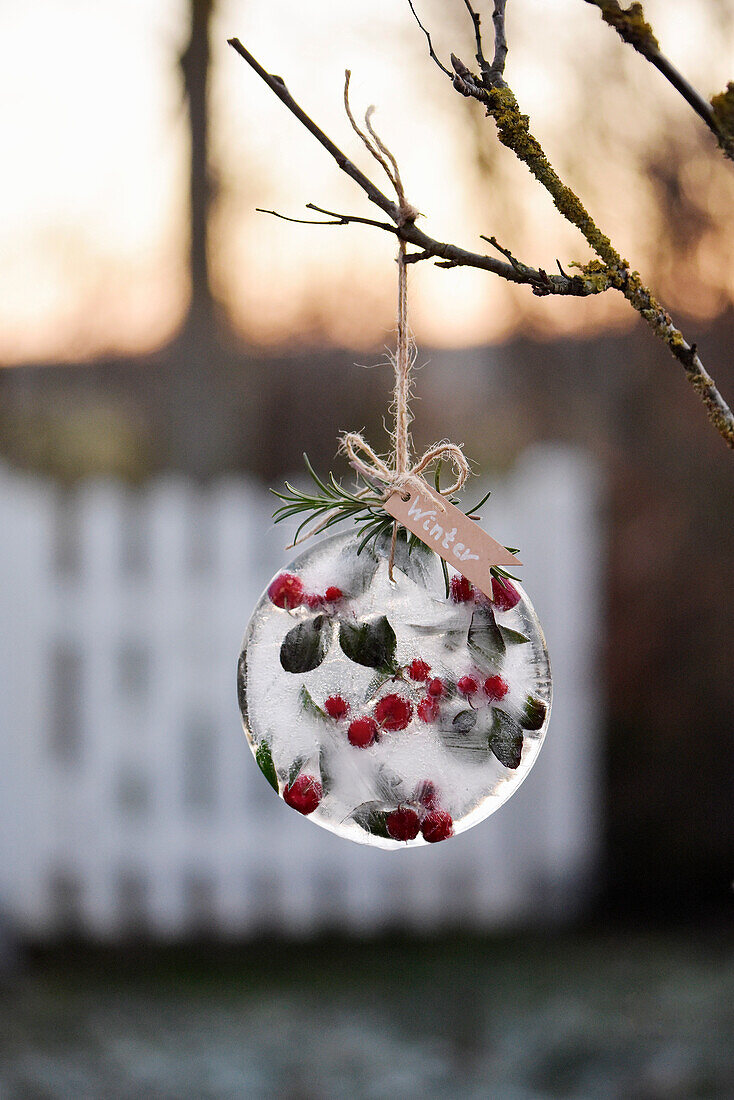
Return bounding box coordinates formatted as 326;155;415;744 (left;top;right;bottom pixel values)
341;73;471;529
339;432;470;504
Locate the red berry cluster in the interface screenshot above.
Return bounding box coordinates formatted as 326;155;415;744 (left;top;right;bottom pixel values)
320;692;375;747
347;692;414;747
408;658;446;725
450;572;521;611
306;586;345;610
385;779;454;843
267;572;344;611
456;673;508;702
321;688;414;748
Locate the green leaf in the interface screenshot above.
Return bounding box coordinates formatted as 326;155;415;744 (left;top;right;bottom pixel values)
299;685;329;721
491;565;522;584
255;740;278;792
288;755;307;786
280;614;330;673
336;536;380;595
453;709;478;734
339;615;397;671
409;622;467;653
374;527;441;587
468;606;506;666
500;626;530;646
374;764;407;803
488;709;524;769
350;801;391;839
237;652;249;725
462;486;492;516
440;555;450;599
319;745;335;796
437;709;487;756
442;629;468;652
520;694;547;731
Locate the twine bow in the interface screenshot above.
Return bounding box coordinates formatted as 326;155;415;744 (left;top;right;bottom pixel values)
340;74;471;556
339;432;470;503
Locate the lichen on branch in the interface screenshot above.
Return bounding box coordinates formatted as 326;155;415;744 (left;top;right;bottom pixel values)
481;82;621;270
711;82;734;160
585;1;658;53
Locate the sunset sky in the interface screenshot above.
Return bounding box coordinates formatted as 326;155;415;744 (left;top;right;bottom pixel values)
2;0;733;363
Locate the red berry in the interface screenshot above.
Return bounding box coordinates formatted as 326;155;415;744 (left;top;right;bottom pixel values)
324;586;344;602
347;717;378;748
484;675;509;701
417;697;439;723
421;810;454;843
427;677;444;698
268;572;305;609
324;695;349;720
492;577;521;611
283;774;323;815
416;780;440;809
408;658;431;682
457;675;479;697
305;593;325;609
374;693;413;731
386;807;421;841
450;574;474;603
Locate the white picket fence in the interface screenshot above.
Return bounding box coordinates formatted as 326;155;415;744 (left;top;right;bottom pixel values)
0;447;601;939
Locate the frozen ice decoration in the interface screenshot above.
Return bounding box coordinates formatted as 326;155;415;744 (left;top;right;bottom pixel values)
238;530;552;849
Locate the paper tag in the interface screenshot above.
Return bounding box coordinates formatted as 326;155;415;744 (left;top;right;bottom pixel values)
382;478;521;599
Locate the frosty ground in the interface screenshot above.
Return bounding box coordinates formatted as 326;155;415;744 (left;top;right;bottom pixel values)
1;928;732;1099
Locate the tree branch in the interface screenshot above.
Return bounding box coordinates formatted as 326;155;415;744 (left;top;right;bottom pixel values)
228;19;734;449
228;38;597;297
444;1;734;447
582;0;734;162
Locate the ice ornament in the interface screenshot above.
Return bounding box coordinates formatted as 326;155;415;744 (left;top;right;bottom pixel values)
238;530;551;849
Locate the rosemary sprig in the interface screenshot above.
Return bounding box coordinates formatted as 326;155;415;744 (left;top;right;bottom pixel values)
271;454;388;549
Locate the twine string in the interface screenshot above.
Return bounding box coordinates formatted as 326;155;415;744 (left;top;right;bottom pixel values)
340;71;470;547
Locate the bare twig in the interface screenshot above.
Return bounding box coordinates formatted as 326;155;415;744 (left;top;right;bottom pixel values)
407;0;452;77
256;205;397;231
307;203;397;231
463;0;491;80
489;0;508;87
582;0;734;162
256;208;347;227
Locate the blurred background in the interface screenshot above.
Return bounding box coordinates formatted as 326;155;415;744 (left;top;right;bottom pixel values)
0;0;732;1096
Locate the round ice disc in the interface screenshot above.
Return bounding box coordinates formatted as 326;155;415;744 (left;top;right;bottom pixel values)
238;530;551;848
